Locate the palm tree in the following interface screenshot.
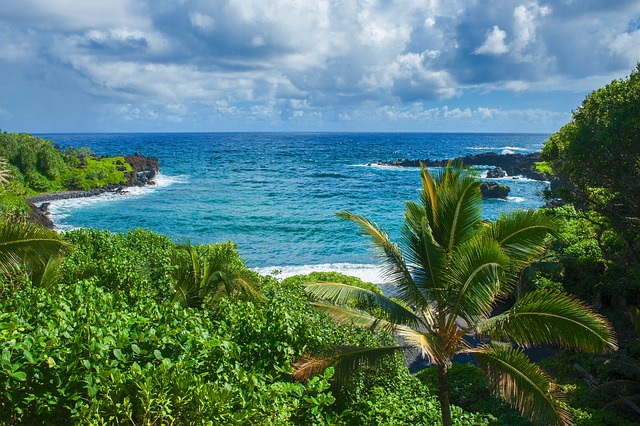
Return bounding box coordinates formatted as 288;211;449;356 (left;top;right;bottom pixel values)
171;241;263;309
299;163;616;426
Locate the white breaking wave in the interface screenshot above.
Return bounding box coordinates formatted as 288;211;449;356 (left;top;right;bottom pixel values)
349;164;418;171
469;145;530;152
254;262;385;284
44;172;187;230
154;173;188;187
507;196;527;203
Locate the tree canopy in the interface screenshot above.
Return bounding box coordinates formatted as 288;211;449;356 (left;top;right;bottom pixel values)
542;64;640;260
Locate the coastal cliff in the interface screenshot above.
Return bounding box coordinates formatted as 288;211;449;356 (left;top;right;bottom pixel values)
26;153;160;229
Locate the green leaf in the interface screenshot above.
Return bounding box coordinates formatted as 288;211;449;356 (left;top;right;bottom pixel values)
113;348;126;362
131;343;141;354
10;371;27;381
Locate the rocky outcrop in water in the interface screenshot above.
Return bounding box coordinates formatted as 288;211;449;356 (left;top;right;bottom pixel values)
124;153;160;186
480;182;510;199
486;167;506;179
372;152;547;181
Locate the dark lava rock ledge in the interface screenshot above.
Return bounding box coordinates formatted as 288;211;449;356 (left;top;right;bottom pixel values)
372;152;547;181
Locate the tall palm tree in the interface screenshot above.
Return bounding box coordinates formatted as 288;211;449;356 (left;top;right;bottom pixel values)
298;163;616;426
171;241;263;309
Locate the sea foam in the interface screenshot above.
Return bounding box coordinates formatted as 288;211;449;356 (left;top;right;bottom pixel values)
254;263;384;284
45;173;186;230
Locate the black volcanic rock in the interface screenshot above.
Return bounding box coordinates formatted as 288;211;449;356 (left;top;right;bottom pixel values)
377;152;548;181
486;167;506;178
480;182;510;199
124;154;160;186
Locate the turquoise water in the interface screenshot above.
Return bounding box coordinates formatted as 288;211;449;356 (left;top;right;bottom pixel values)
38;133;550;280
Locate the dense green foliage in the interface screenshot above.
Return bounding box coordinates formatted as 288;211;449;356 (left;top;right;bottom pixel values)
1;227;497;424
0;131;132;218
524;206;640;315
542;65;640;262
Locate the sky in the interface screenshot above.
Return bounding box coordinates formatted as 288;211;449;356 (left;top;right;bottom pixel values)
0;0;639;134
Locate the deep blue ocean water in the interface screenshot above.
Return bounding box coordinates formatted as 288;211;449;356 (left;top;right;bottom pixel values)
37;133;550;282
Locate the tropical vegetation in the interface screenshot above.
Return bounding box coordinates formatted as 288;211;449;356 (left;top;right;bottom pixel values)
301;164;617;425
0;131;133;218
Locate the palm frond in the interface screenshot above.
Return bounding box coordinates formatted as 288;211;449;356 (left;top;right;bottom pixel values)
0;220;70;273
336;210;426;306
487;209;556;271
293;345;408;391
209;271;264;301
30;254;64;289
445;236;508;325
471;343;571;426
435;162;483;252
171;245;203;308
478;289;617;353
311;302;396;333
396;325;447;365
418;165;439;227
401;201;445;306
305;282;422;327
0;156;12;185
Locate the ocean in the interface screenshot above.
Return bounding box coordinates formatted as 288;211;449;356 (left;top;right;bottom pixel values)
37;132;550;283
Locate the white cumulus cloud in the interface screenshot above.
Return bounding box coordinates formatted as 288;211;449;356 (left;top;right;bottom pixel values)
475;26;509;55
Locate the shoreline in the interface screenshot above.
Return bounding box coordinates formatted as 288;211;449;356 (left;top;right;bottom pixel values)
27;180;158;230
25;153;160;229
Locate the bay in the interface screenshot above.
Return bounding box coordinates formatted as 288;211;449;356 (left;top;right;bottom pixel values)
37;132;550;281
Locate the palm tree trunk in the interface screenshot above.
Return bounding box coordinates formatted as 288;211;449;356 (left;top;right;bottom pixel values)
438;363;453;426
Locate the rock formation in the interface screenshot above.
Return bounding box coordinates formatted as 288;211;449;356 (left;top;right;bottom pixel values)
375;152;547;181
480;182;510;199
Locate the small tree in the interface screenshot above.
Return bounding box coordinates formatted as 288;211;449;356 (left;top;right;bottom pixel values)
298;164;617;426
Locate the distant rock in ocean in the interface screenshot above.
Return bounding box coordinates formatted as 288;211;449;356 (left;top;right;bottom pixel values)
480;182;510;199
486;167;506;178
375;152;547;181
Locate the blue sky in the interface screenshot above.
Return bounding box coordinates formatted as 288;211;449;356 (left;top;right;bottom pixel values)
1;0;639;133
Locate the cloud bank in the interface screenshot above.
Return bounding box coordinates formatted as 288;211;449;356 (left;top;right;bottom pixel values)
0;0;638;132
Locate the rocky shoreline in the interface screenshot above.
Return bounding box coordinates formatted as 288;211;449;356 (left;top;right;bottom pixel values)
369;151;547;181
27;153;160;229
368;151;549;200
